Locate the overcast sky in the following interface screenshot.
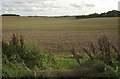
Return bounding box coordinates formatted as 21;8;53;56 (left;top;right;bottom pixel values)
1;0;120;16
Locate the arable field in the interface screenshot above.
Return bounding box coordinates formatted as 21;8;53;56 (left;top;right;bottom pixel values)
2;16;118;53
2;16;118;31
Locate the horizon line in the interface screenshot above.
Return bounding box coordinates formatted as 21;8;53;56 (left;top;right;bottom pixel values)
1;10;119;17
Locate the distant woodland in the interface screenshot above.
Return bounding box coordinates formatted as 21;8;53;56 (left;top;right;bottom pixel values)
1;14;20;16
75;10;120;19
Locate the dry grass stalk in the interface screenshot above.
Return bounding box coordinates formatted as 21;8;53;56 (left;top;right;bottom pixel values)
110;44;120;61
83;48;94;60
98;35;112;64
19;35;24;49
89;41;96;55
70;48;81;65
11;33;18;45
84;35;119;65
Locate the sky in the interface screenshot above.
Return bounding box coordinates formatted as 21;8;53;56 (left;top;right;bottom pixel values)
0;0;120;16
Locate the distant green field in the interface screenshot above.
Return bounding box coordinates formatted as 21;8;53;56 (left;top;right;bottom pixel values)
2;16;118;31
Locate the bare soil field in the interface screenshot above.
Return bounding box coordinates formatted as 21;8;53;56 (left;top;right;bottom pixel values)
2;16;118;53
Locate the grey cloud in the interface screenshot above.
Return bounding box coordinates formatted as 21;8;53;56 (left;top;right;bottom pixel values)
84;3;95;7
22;7;34;11
2;0;98;16
22;6;47;12
3;0;60;12
3;3;14;7
2;7;16;14
10;2;25;4
71;4;82;8
3;7;16;11
3;2;25;7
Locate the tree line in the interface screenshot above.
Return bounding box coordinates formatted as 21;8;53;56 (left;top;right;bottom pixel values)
76;10;120;19
1;14;20;16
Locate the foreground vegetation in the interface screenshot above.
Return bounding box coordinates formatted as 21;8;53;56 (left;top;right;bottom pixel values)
2;34;120;78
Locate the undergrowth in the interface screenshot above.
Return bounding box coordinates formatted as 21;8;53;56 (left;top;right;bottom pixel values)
2;33;55;77
2;33;120;78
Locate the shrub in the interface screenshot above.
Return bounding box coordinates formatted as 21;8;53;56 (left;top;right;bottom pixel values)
104;65;118;77
82;35;119;77
83;35;119;67
91;60;105;73
2;33;54;77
